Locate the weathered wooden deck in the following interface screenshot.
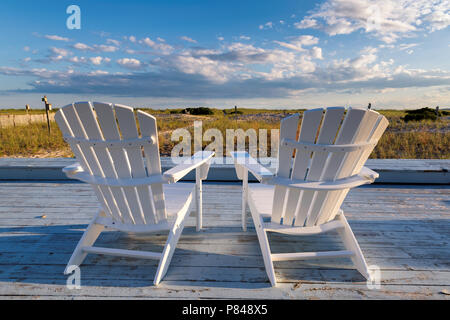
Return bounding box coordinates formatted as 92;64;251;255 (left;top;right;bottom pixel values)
0;181;448;299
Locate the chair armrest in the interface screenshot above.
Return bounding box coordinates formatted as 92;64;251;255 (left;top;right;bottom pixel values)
230;151;274;182
360;166;379;181
163;151;215;183
62;162;83;177
268;168;378;191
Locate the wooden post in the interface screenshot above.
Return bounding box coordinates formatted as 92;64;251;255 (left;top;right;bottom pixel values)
42;96;51;134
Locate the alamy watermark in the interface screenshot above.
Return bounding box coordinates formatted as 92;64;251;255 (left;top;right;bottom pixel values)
66;265;81;289
170;121;279;165
366;265;381;289
66;5;81;30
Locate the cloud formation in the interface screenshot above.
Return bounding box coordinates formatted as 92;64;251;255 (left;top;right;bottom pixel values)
1;2;449;108
44;35;70;42
295;0;450;43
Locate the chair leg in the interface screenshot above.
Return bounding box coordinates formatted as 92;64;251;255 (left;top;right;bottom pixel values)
195;170;202;231
242;170;248;231
64;210;105;275
154;197;192;285
336;212;371;280
153;221;187;285
252;211;277;286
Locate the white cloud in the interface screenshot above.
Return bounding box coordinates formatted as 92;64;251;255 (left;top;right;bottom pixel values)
44;34;70;42
106;39;120;46
117;58;142;69
294;18;318;29
48;47;71;61
72;42;118;53
310;46;323;60
172;55;234;83
274;35;319;52
90;56;104;65
68;56;87;64
217;36;224;41
89;70;109;76
96;45;118;52
129;36;137;43
23;46;30;52
259;22;273;30
73;42;93;51
180;36;198;43
140;37;174;55
398;43;419;51
295;0;450;43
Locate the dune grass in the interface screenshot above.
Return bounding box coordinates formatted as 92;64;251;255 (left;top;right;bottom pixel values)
0;121;71;157
0;109;448;159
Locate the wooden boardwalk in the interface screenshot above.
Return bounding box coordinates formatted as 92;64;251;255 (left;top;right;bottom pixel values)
0;181;448;299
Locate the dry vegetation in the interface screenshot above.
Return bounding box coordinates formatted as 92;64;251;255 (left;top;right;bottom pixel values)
0;108;448;159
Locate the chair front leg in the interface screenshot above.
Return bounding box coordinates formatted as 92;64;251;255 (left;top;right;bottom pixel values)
154;195;193;285
242;169;249;231
64;209;106;275
336;211;371;280
195;167;203;231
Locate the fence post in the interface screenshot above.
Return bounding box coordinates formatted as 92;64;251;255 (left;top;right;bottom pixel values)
42;96;51;134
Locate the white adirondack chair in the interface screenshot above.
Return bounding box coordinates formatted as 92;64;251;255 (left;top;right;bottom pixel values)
55;102;214;285
231;107;388;286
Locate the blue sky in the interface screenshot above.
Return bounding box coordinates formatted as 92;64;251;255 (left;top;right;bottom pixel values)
0;0;449;109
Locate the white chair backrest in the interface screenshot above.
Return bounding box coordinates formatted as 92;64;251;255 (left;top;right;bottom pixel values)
55;102;167;225
272;107;388;227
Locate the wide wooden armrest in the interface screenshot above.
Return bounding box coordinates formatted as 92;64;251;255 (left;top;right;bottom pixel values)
359;166;379;181
267;167;379;191
62;162;83;176
163;151;215;183
230;151;274;182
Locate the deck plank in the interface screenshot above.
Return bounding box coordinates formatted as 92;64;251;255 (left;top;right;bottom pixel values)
0;181;448;299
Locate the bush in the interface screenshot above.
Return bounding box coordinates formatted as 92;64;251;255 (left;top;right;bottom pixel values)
403;107;440;122
184;107;214;115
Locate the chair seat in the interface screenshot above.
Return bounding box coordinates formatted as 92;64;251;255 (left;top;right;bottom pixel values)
163;182;195;216
248;183;275;217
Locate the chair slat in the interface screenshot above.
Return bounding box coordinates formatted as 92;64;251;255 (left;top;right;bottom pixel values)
72;102;125;222
55;104;115;220
271;114;299;224
114;104;157;225
137;110;167;222
295;107;345;227
352;115;389;175
91;102;139;224
283;108;323;226
311;109;384;226
318;113;389;225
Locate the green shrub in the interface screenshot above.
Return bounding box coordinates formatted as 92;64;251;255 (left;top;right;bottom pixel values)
403;107;439;122
184;107;214;115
